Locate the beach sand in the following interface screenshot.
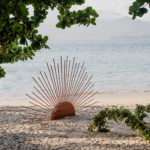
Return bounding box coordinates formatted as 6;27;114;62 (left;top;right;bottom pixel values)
1;93;150;149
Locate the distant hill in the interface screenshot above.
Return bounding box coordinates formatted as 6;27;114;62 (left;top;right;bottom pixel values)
105;17;150;38
38;16;150;39
100;17;150;39
110;35;150;40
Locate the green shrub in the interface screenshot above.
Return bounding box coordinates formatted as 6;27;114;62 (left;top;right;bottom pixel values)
88;105;150;141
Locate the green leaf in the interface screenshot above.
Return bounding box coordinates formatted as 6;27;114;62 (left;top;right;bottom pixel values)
17;47;22;51
90;18;96;25
91;18;96;23
12;43;17;48
129;12;133;15
21;6;29;16
129;6;135;12
57;15;62;20
140;8;148;14
86;7;92;13
44;44;50;49
56;22;61;28
133;2;140;9
20;37;26;45
33;29;38;35
0;0;99;79
24;55;27;60
50;3;55;10
73;11;78;18
31;24;35;30
45;6;49;9
37;34;42;41
0;66;6;78
44;36;48;41
132;14;136;20
15;57;18;62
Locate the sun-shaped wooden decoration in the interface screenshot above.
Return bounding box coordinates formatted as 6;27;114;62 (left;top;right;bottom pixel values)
22;56;98;123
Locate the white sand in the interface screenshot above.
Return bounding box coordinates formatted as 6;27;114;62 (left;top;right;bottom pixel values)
95;93;150;108
1;93;150;107
0;93;150;149
0;99;31;106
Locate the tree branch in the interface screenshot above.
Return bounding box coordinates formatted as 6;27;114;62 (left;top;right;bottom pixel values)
52;2;70;16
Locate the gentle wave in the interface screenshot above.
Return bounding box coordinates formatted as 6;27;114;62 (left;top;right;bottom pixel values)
1;39;150;97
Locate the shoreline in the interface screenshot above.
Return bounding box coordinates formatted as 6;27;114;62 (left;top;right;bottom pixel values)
1;92;150;107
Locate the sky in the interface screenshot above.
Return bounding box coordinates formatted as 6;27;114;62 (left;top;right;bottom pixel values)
43;0;150;21
29;0;150;22
76;0;150;21
28;0;150;39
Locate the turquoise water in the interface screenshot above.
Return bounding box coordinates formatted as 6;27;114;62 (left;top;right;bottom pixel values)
1;40;150;97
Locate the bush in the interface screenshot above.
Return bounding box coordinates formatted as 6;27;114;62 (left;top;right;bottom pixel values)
88;105;150;141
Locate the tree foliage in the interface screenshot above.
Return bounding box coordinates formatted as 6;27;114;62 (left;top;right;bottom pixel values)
129;0;149;19
0;0;99;78
88;105;150;141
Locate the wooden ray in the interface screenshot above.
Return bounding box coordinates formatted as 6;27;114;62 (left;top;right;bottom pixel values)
47;63;59;103
21;106;52;115
57;63;61;102
65;60;71;102
65;56;69;101
32;91;53;108
26;113;50;116
75;99;95;110
22;117;50;120
29;119;51;124
67;57;75;102
34;86;54;109
39;72;56;106
38;76;55;106
63;61;66;101
60;56;63;101
74;89;94;109
23;56;98;123
74;84;94;107
69;63;80;102
76;102;97;113
72;75;93;103
70;63;84;101
26;94;52;111
50;65;59;102
44;71;57;104
69;63;77;94
71;69;87;104
71;74;88;104
53;58;60;101
29;102;53;113
33;78;53;106
75;92;98;109
76;101;98;112
73;86;94;107
66;60;70;101
76;100;98;111
68;63;77;102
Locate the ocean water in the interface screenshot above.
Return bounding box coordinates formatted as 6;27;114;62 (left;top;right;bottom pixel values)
1;40;150;98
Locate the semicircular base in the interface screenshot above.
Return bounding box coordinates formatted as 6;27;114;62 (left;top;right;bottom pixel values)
51;102;75;120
